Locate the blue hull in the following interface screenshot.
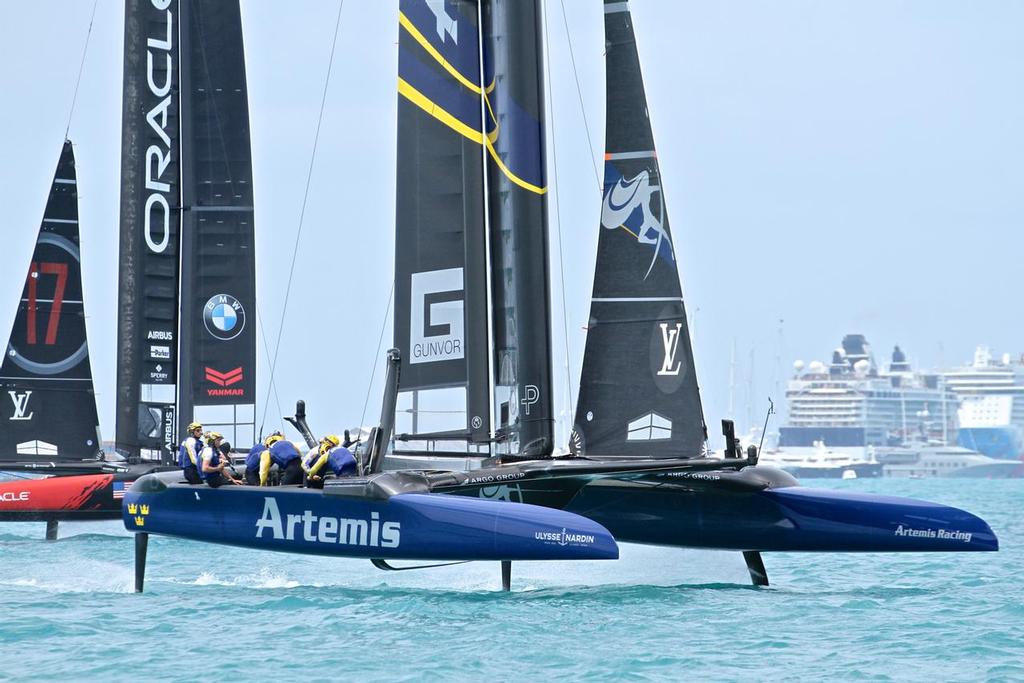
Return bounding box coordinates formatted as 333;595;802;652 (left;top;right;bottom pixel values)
565;480;998;552
123;477;618;562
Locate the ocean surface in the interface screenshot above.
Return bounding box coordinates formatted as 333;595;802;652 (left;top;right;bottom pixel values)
1;478;1021;681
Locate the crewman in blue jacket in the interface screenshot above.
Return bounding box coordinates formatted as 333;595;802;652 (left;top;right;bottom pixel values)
259;438;305;486
200;432;241;488
177;421;204;484
303;434;358;489
245;432;284;485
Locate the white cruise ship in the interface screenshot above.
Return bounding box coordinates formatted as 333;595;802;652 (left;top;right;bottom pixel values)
941;346;1024;459
759;334;956;478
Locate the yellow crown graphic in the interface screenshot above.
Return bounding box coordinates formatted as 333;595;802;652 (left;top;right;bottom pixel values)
127;503;137;515
134;516;145;527
140;504;150;515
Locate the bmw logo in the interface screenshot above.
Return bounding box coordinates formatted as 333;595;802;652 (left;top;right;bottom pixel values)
203;294;246;341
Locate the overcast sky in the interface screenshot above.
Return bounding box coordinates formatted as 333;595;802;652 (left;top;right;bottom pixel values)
1;1;1022;447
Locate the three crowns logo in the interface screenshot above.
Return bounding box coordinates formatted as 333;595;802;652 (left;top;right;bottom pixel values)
127;503;150;522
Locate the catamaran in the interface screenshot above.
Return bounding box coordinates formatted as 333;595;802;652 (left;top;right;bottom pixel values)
124;0;997;592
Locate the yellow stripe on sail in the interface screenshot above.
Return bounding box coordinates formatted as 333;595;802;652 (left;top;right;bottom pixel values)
398;11;499;141
399;12;481;95
398;78;547;196
484;137;546;195
398;77;483;143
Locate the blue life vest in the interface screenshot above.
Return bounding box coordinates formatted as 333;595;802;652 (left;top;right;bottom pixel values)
245;443;265;471
326;446;357;477
198;446;220;481
269;440;301;468
178;436;202;469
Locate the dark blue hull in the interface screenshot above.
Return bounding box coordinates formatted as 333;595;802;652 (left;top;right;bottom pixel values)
564;479;997;552
425;460;998;554
123;474;618;562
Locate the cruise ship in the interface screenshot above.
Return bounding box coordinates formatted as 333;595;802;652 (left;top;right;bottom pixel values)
759;334;957;478
941;346;1024;459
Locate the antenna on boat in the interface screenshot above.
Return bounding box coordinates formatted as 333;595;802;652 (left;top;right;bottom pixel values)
756;398;775;461
284;400;317;450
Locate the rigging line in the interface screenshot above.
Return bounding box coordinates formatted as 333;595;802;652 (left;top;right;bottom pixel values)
543;0;576;434
359;282;394;432
559;0;602;194
64;0;100;139
255;301;284;437
259;0;346;432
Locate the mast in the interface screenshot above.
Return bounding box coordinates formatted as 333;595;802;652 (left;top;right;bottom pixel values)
480;0;554;459
0;142;102;461
177;0;257;448
116;0;182;462
392;0;491;448
570;0;706;459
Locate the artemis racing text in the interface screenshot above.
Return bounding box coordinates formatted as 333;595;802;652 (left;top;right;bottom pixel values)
894;525;972;543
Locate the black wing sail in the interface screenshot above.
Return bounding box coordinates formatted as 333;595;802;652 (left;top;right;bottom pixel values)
570;0;706;459
0;141;102;462
116;0;182;462
177;0;257;448
393;0;491;446
481;0;554;459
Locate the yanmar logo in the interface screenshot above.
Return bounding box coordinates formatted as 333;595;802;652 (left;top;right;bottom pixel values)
205;367;244;397
534;527;596;547
254;497;400;548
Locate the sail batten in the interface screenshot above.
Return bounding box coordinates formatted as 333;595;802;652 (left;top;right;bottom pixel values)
571;0;706;459
0;141;101;462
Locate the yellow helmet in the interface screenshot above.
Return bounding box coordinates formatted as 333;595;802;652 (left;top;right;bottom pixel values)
319;434;341;454
264;431;284;447
205;431;223;444
187;422;203;433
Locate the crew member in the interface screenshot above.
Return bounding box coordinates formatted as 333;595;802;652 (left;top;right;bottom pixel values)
178;421;204;485
259;437;304;486
303;434;358;489
245;432;284;486
201;432;241;488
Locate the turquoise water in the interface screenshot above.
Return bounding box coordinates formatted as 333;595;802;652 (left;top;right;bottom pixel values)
1;479;1021;681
